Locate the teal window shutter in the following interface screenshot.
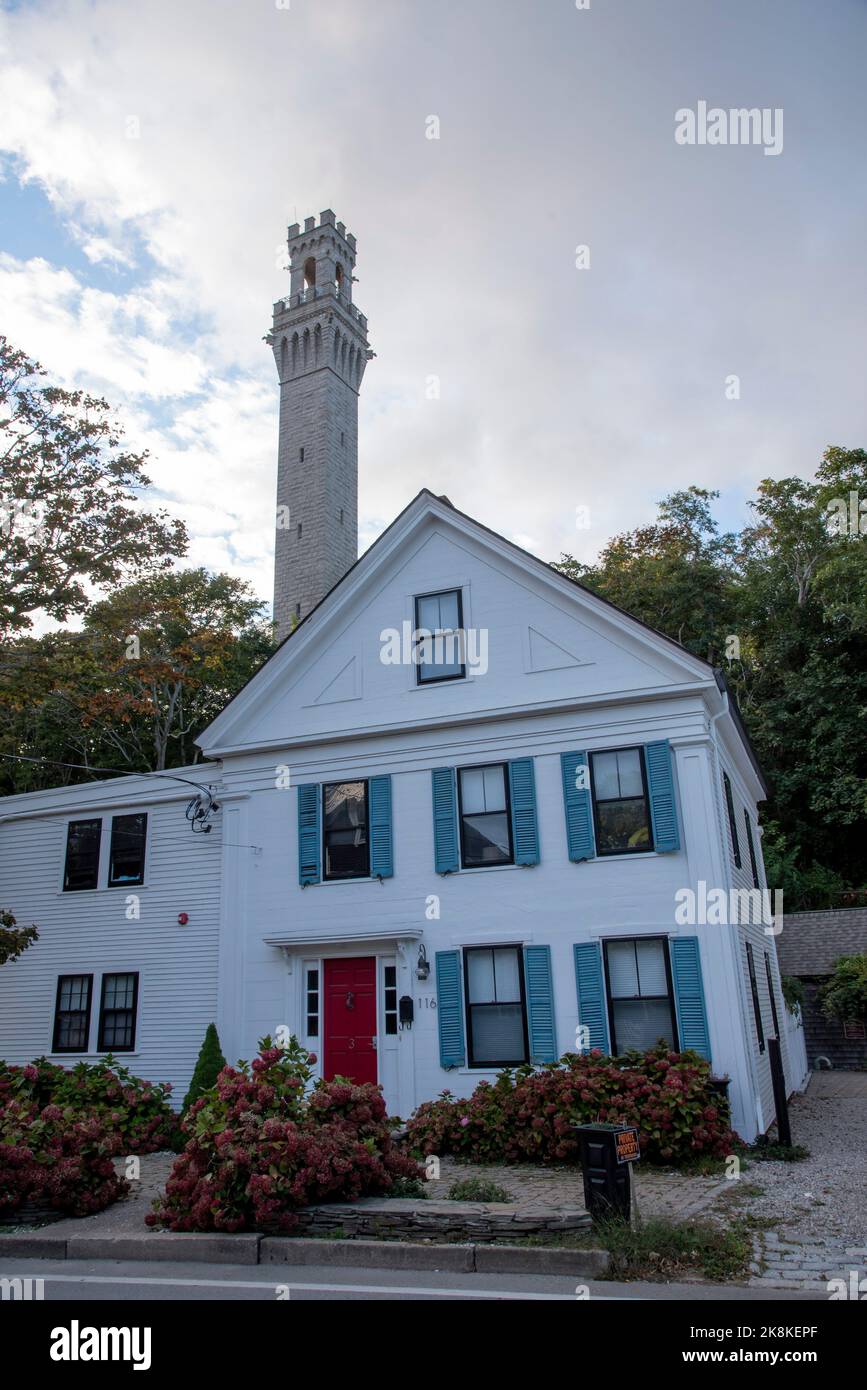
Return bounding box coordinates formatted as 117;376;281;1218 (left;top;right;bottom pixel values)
431;767;459;874
573;942;610;1052
524;945;557;1062
369;775;394;879
297;783;321;886
670;936;711;1060
508;758;540;865
435;950;465;1068
645;740;680;852
560;751;595;862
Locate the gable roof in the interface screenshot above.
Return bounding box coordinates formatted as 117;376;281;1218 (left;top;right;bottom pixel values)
199;488;765;792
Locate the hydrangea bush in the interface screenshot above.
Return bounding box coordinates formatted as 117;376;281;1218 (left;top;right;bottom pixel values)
0;1098;128;1216
148;1037;424;1234
406;1046;735;1166
0;1056;176;1153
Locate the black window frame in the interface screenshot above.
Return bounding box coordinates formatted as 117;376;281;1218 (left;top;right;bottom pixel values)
52;974;94;1054
463;944;529;1069
63;818;102;892
589;746;654;857
414;588;466;685
743;809;760;889
764;952;781;1038
602;936;679;1056
97;971;139;1053
723;773;742;869
107;813;148;889
746;942;765;1053
322;779;370;882
457;762;514;870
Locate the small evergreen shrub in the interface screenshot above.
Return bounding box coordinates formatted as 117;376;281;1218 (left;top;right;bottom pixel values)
406;1045;735;1167
182;1023;227;1113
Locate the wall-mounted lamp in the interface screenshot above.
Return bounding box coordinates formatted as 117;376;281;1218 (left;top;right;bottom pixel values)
416;943;430;981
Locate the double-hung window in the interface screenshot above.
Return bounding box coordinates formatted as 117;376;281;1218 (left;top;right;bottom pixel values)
97;973;139;1051
108;814;147;887
743;810;760;889
464;945;528;1067
458;764;513;868
414;589;465;684
322;781;369;880
52;975;93;1053
63;819;102;891
590;747;653;855
604;938;678;1054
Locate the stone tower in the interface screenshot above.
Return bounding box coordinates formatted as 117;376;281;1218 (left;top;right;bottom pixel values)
268;209;372;640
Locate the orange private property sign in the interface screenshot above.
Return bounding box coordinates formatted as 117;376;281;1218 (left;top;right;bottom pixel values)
614;1127;641;1164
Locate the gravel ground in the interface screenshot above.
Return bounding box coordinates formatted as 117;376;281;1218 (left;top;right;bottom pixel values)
738;1074;867;1247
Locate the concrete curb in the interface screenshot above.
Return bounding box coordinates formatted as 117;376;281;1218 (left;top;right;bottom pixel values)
0;1230;609;1277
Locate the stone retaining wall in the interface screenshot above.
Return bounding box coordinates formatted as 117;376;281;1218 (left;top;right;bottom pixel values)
292;1197;591;1242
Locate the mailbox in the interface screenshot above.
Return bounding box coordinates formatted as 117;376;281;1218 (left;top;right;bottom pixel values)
399;995;414;1026
574;1122;640;1222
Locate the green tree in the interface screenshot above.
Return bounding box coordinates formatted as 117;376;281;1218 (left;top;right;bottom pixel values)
0;569;276;789
0;907;38;966
0;337;187;640
183;1023;228;1112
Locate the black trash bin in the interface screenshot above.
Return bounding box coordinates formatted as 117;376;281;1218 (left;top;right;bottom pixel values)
574;1122;640;1222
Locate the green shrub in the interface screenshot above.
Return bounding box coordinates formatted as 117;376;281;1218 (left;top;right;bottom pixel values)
407;1044;735;1167
819;954;867;1021
182;1023;227;1113
447;1177;513;1202
0;1056;176;1152
0;1098;128;1216
781;976;805;1015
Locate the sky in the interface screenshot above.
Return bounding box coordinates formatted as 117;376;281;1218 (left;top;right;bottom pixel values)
1;0;865;619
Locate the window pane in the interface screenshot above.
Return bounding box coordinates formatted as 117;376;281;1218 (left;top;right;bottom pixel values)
470;1004;525;1064
635;939;668;996
64;819;101;891
467;950;495;1003
493;948;521;1002
596;798;650;853
616;749;643;798
460;768;486;815
417;594;441;630
109;814;146;886
483;765;506;812
607;941;639;998
461;812;511;866
612;999;674;1053
592;752;620;800
323;782;368;878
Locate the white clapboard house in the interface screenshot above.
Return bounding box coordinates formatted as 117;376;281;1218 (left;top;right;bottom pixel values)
0;211;804;1140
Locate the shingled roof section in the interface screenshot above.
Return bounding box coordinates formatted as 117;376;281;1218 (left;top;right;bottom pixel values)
777;909;867;977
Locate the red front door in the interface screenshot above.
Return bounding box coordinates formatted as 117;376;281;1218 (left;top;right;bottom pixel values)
323;957;378;1085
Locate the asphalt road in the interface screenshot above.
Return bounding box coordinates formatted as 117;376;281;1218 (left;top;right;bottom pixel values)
0;1258;829;1301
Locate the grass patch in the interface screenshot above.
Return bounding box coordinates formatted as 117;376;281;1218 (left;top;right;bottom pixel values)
447;1178;514;1203
385;1177;429;1199
595;1215;751;1283
749;1139;810;1162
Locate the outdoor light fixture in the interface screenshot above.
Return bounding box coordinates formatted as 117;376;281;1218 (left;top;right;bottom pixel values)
416;943;430;981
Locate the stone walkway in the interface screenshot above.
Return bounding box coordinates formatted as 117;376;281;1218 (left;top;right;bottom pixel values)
739;1071;867;1292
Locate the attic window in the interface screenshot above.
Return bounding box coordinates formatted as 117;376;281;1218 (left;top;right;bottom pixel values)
299;447;305;462
297;522;303;538
414;589;466;684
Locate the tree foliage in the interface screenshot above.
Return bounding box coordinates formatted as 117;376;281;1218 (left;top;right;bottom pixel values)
0;337;187;639
556;451;867;905
0;907;38;967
